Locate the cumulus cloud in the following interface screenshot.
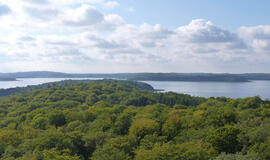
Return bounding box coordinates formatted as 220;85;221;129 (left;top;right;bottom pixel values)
62;5;104;27
0;0;270;73
104;14;125;27
239;26;270;39
102;1;119;9
252;39;270;50
238;25;270;53
109;23;174;50
24;6;60;20
89;36;127;49
177;19;241;44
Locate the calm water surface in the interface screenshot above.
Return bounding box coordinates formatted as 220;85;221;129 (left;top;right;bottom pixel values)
143;80;270;99
0;78;270;99
0;78;101;89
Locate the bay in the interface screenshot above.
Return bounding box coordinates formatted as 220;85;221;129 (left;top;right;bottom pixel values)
0;78;270;99
142;80;270;99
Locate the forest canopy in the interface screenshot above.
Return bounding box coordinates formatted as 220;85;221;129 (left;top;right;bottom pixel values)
0;80;269;160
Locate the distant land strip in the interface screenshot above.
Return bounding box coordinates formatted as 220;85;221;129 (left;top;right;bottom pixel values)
1;71;270;82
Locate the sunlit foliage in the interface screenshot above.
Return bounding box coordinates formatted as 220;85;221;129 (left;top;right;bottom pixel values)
0;80;269;159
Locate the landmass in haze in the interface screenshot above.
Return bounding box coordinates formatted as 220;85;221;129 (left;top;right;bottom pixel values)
1;71;270;82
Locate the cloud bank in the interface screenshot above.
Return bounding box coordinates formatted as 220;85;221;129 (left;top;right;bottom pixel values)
0;0;270;73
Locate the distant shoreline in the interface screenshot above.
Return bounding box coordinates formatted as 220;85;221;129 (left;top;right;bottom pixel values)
1;79;270;99
2;71;270;82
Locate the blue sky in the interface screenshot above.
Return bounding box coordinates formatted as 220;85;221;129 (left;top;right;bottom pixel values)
108;0;270;30
0;0;270;73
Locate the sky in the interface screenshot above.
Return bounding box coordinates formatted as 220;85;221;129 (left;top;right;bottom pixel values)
0;0;270;73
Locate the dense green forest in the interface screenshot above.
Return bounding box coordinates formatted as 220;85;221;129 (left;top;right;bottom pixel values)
0;80;155;98
0;80;269;160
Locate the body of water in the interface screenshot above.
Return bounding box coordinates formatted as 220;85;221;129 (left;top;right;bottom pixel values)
143;80;270;99
0;78;102;89
0;78;270;99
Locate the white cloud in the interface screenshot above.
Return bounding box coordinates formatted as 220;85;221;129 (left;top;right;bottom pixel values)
62;5;104;27
104;14;125;26
177;19;241;44
238;25;270;54
24;6;60;20
0;0;270;73
103;1;119;9
239;26;270;39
